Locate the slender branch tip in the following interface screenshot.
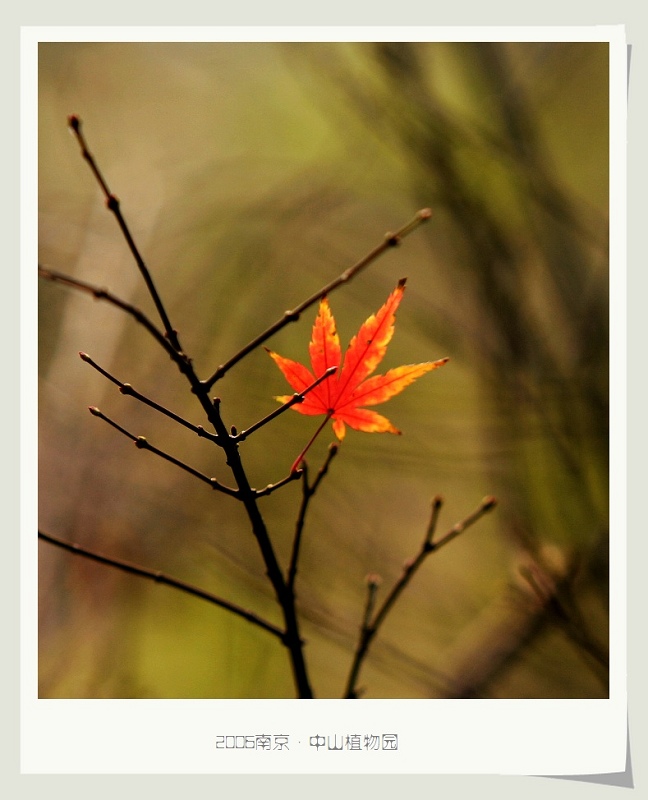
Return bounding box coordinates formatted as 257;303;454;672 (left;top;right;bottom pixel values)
365;572;383;588
482;496;498;511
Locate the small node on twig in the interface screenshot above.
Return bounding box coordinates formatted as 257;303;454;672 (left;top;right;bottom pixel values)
385;232;400;247
365;573;382;589
119;383;134;396
481;495;498;512
284;310;300;323
135;436;148;449
418;208;432;221
67;114;81;132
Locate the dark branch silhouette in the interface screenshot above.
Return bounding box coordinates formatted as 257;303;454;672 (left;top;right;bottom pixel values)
39;115;496;700
202;209;432;388
38;530;284;639
344;495;497;698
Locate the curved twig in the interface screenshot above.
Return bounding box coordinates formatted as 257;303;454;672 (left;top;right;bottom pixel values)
38;530;284;639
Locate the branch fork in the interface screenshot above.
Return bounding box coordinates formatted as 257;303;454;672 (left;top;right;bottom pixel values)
39;116;492;700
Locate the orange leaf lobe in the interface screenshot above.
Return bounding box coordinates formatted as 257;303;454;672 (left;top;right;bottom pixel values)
267;281;448;441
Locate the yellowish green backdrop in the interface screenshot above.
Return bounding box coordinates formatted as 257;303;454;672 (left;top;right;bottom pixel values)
38;41;609;699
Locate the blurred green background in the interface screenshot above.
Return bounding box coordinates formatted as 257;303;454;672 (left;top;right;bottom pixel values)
38;41;609;699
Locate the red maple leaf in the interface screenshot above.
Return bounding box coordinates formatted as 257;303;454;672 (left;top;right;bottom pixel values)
267;279;448;466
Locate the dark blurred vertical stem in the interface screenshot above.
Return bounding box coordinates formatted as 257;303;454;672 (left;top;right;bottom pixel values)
371;42;608;537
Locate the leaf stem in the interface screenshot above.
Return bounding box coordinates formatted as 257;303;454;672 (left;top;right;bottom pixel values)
290;412;334;474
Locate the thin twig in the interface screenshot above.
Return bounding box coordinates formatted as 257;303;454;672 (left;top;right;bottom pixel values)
235;366;338;443
87;406;238;497
348;573;383;698
79;352;221;445
38;265;178;361
57;117;434;699
287;444;339;591
202;208;432;388
344;495;497;698
38;530;284;639
254;470;303;498
68;115;182;353
428;496;497;552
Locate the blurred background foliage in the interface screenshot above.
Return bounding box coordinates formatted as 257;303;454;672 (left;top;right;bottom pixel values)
38;41;609;699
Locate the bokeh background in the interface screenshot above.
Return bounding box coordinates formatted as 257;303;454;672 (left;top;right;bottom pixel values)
38;41;609;699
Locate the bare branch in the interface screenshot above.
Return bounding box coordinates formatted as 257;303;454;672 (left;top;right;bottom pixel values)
202;208;433;388
235;365;338;443
68;115;182;352
429;495;497;552
79;352;221;445
87;406;238;498
344;495;497;698
287;443;339;591
39;265;178;361
254;469;303;498
39;530;284;639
